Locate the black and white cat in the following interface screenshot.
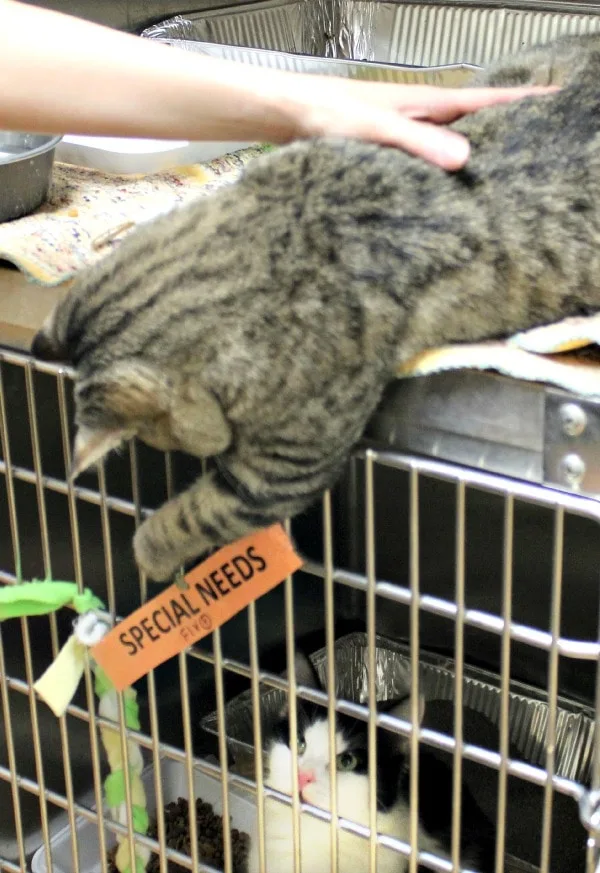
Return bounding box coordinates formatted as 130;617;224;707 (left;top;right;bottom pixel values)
248;655;495;873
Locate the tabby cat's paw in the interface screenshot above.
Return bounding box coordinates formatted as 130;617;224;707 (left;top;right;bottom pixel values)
133;522;180;582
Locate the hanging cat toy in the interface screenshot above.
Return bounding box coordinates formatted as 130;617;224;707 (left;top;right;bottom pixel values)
0;526;302;873
0;580;150;873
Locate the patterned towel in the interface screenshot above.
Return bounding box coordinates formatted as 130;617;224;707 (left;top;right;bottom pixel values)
0;145;272;286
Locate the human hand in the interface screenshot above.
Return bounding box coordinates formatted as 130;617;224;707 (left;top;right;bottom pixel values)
291;80;558;170
0;0;556;173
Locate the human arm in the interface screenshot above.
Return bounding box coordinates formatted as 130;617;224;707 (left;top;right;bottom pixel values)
0;0;556;169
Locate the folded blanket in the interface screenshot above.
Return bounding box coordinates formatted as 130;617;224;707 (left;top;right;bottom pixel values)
397;314;600;397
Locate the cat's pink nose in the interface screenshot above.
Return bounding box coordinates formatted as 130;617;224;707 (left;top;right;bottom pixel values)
298;769;315;791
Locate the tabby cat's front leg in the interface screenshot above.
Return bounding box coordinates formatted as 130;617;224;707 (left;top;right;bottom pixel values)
133;467;287;581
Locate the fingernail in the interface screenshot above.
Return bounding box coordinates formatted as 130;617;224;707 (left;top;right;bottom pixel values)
441;135;470;169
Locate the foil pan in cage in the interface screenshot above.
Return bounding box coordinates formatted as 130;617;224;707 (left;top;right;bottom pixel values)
143;29;480;87
200;632;595;785
142;2;600;69
178;42;479;85
143;3;382;62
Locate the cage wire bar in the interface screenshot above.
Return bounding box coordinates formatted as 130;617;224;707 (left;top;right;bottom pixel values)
24;361;82;873
138;440;175;873
452;479;466;873
365;452;379;873
495;494;513;873
588;600;600;873
0;347;600;873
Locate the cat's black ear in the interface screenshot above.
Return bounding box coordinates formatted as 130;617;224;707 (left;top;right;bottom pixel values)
290;652;322;690
279;652;322;716
385;694;425;754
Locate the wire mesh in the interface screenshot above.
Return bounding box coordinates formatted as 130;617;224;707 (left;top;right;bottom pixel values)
0;348;599;873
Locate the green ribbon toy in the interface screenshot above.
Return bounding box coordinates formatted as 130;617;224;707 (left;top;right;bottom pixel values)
0;579;149;873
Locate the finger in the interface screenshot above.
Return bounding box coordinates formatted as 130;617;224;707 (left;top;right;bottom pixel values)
402;85;559;123
358;112;471;169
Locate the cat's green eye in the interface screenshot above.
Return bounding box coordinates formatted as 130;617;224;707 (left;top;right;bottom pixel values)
336;751;358;771
298;738;307;755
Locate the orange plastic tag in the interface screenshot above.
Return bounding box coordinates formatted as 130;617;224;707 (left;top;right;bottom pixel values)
91;524;302;691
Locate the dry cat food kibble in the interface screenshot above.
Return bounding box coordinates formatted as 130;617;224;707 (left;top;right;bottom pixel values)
107;796;250;873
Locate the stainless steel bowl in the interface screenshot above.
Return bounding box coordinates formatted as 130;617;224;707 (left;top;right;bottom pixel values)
0;132;62;223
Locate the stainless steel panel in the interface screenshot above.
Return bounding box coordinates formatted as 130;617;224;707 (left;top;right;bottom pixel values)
544;391;600;495
366;371;546;485
361;371;600;503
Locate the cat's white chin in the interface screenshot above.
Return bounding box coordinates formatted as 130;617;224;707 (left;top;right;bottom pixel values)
299;785;323;807
248;792;415;873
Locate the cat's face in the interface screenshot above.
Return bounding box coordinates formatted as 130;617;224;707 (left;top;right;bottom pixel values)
267;656;423;816
32;310;233;479
267;706;371;811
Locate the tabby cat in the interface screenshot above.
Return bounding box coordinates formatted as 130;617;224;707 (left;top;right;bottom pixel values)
32;34;600;581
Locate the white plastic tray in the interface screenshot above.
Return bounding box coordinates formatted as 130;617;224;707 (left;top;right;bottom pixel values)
30;759;257;873
56;137;253;174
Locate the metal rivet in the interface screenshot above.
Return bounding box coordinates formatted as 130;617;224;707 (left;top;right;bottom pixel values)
560;403;587;438
561;453;586;486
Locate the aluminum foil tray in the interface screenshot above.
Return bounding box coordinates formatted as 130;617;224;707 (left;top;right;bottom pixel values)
157;38;479;85
145;0;600;72
201;632;595;784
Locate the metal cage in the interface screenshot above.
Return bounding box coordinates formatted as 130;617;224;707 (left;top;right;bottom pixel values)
1;348;600;873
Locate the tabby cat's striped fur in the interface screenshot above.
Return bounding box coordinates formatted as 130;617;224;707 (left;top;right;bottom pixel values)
33;34;600;580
